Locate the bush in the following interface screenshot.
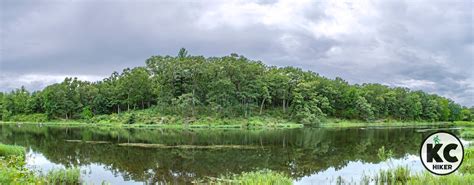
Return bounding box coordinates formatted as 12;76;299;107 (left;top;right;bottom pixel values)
8;114;48;122
460;148;474;174
233;170;292;184
81;106;94;120
44;168;81;185
0;143;81;184
0;144;25;157
204;169;292;185
125;113;136;124
0;155;37;184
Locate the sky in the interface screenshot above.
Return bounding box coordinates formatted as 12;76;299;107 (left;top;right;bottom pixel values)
0;0;473;106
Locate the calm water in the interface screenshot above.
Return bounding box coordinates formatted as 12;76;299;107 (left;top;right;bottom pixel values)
0;124;462;184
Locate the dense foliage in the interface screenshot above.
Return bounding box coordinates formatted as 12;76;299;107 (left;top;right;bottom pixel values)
1;49;472;124
0;143;80;184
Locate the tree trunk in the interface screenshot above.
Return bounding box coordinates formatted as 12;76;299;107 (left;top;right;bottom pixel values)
283;99;286;113
259;97;266;115
127;94;130;111
192;89;195;117
244;99;248;117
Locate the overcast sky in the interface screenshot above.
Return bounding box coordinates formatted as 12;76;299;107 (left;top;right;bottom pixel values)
0;0;473;106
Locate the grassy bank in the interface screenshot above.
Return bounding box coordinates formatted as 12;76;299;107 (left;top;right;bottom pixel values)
208;146;474;185
356;148;474;184
457;121;474;140
3;114;468;130
354;166;474;185
0;120;303;130
319;119;456;128
3;119;462;130
0;143;25;157
198;169;292;185
1;108;306;129
5;107;471;129
351;141;474;185
0;143;81;184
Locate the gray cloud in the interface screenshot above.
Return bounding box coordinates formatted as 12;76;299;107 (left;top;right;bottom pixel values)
0;0;473;106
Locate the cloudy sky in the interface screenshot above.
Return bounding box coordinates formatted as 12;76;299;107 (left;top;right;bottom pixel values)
0;0;473;106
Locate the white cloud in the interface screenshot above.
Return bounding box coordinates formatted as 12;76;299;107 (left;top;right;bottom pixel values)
393;79;437;89
0;74;104;92
197;0;317;34
0;0;472;106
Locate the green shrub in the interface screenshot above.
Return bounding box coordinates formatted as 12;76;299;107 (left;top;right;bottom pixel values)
125;113;136;124
8;113;48;122
357;148;474;185
377;146;393;161
81;106;94;120
403;172;474;185
0;144;25;157
44;168;81;185
0;155;37;184
359;166;474;185
460;148;474;174
461;128;474;139
91;114;111;124
204;169;292;185
0;143;81;184
233;170;292;185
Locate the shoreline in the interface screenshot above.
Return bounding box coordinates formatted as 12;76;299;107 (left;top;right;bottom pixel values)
0;121;304;129
1;120;469;129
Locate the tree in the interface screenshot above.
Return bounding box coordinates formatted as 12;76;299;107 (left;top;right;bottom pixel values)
438;99;451;121
461;108;472;121
355;96;374;121
291;80;325;125
405;93;422;120
118;67;154;110
172;93;199;119
178;48;188;59
81;106;94;120
0;92;3;120
2;49;469;124
423;99;439;121
448;102;462;121
41;83;68;119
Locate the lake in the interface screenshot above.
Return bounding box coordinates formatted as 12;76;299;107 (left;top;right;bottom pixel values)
0;124;462;184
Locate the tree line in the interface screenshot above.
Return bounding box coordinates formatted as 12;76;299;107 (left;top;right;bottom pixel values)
1;49;473;123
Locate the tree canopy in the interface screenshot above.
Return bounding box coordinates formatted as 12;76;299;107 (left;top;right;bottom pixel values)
1;49;472;123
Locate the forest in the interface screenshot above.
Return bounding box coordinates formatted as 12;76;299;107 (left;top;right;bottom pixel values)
1;49;473;124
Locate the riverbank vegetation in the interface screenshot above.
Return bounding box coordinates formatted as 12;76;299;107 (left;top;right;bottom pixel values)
353;147;474;185
336;133;474;185
0;143;25;157
198;147;474;185
0;143;81;184
1;49;473;126
200;169;292;184
206;134;474;185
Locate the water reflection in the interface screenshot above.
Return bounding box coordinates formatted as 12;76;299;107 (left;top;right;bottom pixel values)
0;124;458;184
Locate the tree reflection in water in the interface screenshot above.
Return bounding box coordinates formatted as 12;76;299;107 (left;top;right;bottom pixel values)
0;124;453;184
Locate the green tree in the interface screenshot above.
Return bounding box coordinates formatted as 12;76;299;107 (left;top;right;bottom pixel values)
291;81;325;124
1;49;470;124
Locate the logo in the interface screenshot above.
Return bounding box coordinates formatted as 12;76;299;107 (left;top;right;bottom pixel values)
420;131;464;175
